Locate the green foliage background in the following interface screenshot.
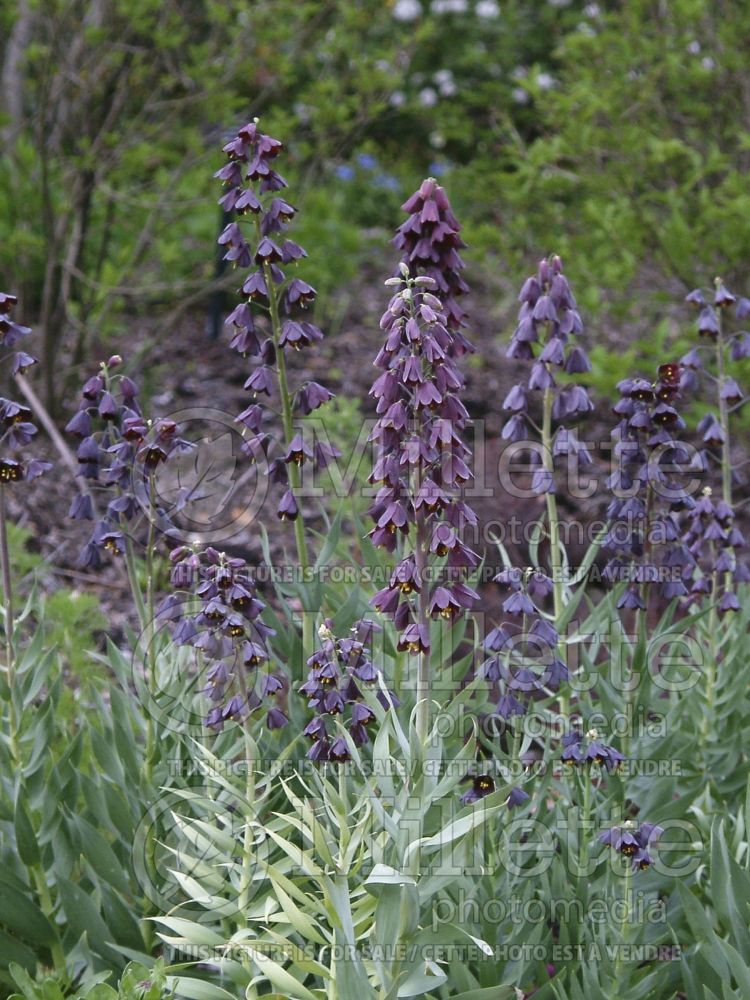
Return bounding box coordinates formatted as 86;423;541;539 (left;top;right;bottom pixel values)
2;0;748;392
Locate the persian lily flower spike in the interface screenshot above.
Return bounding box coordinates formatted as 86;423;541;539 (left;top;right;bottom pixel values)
604;363;695;612
65;361;190;573
680;279;749;590
215;118;336;570
369;179;479;743
503;255;592;620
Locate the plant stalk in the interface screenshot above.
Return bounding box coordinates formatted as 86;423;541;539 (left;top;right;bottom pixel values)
0;484;19;762
143;472;158;783
261;256;313;667
715;311;732;508
414;511;431;744
542;385;567;717
236;663;257;921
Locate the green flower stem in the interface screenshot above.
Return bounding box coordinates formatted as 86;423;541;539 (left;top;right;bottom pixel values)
414;510;431;744
0;484;19;762
613;862;632;990
0;494;64;976
542;385;567;718
235;665;257;922
31;864;67;974
511;717;523;766
700;561;719;764
143;472;158;784
579;770;592;882
715;308;732;508
123;536;147;628
260;256;313;667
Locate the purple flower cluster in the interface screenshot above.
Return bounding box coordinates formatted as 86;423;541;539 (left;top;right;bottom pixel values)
483;568;568;719
599;820;662;871
682;281;750;361
162;546;287;732
561;728;624;772
301;618;394;763
681;281;748;463
503;255;593;490
215;118;335;523
682;487;746;613
0;293;50;485
65;362;190;567
392;177;472;354
369;264;479;652
679;279;747;596
604;363;695;609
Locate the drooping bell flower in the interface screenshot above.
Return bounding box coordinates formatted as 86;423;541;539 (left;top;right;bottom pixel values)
599;819;663;872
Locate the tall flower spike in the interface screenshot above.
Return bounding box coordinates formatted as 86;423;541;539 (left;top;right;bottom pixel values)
502;256;592;714
65;361;191;569
161;546;287;733
368;273;479;622
369;181;478;741
604;363;695;609
503;255;593;487
680;279;748;587
0;293;50;485
215;118;336;532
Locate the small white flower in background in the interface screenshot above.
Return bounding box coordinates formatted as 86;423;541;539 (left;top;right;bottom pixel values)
432;0;468;13
434;69;457;96
687;40;701;54
476;0;500;17
536;72;555;90
390;90;406;107
512;86;529;104
392;0;421;21
419;86;439;107
577;22;595;36
584;2;600;15
701;56;715;70
293;102;310;124
548;0;571;7
512;65;528;79
430;131;446;148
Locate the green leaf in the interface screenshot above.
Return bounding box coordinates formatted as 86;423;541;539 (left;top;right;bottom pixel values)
0;882;58;947
242;948;320;1000
74;817;131;895
14;789;41;867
